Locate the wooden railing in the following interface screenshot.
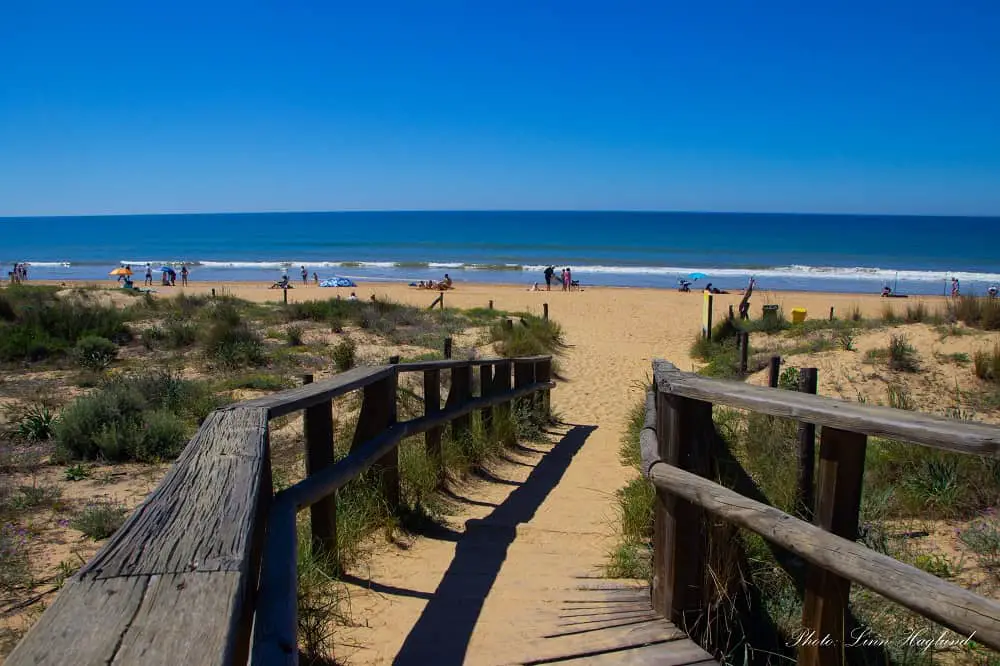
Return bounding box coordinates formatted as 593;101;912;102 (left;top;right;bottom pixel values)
642;360;1000;665
6;355;554;666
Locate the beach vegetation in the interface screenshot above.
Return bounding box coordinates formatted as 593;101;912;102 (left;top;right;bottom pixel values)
8;404;58;443
285;324;305;347
52;371;222;462
202;309;267;369
972;343;1000;383
218;372;295;392
74;335;118;372
887;333;920;372
0;286;131;363
71;500;128;540
331;338;357;372
948;295;1000;331
488;314;565;358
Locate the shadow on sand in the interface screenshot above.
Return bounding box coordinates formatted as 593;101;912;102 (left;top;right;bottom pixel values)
390;424;596;665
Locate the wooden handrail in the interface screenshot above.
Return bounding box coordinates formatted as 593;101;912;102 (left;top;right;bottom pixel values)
654;360;1000;457
646;359;1000;663
645;462;1000;650
6;355;555;666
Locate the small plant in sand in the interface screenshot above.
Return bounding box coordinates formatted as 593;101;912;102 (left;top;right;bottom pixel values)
0;523;31;589
285;324;305;347
959;513;1000;575
973;343;1000;383
887;334;919;372
885;382;914;411
778;367;800;391
331;338;357;372
71;500;128;540
835;329;856;351
11;404;58;443
74;335;118;372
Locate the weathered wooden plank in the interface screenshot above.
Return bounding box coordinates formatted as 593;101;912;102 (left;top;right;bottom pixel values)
660;395;711;630
646;462;1000;651
653;359;1000;457
395;355;552;373
352;374;399;510
302;378;336;558
250;497;299;666
423;368;443;481
800;427;867;666
515;620;687;665
281;380;555;509
541;639;716;665
239;365;393;418
447;364;473;443
557;611;661;628
8;408;271;666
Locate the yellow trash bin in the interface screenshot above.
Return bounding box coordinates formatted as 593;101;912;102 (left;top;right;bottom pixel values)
791;308;807;324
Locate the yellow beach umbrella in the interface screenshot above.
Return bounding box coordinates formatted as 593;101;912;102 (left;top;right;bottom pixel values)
109;267;132;276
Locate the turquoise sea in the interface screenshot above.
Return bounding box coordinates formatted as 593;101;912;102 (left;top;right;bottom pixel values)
2;211;998;295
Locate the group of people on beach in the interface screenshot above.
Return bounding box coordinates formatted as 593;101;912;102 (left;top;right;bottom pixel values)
542;266;577;291
8;263;28;284
414;274;454;291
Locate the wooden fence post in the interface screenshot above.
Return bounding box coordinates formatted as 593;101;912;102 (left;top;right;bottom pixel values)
494;360;513;445
513;359;534;423
796;368;818;521
768;355;781;388
505;319;513;331
480;363;494;435
351;374;399;510
283;287;288;305
423;369;443;484
653;392;712;632
829;306;835;321
799;427;867;666
535;357;552;420
739;331;749;376
447;364;472;445
302;375;336;559
488;299;493;310
543;303;549;320
388;355;400;365
443;337;453;359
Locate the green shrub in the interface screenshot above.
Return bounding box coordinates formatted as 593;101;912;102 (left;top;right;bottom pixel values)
0;523;31;589
778;367;800;390
904;301;928;323
0;286;131;362
489;315;564;357
836;329;856;351
220;372;294;392
887;334;919;372
53;372;220;462
74;335;118;371
959;516;1000;571
164;319;198;348
286;325;305;347
71;500;128;540
331;338;357;372
203;317;266;368
886;382;914;410
973;343;1000;383
12;404;58;442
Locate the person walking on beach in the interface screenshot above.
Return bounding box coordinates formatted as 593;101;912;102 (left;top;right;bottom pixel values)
543;265;555;291
301;266;308;285
144;264;153;286
181;265;189;286
951;277;960;298
564;267;572;291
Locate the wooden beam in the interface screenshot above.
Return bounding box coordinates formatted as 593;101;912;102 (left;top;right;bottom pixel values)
644;462;1000;652
447;364;473;445
654;359;1000;457
352;374;399;510
480;363;495;435
423;368;443;483
240;365;393;418
796;367;818;521
799;427;866;666
302;375;336;560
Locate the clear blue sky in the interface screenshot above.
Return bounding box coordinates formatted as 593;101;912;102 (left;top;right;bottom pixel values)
2;1;999;217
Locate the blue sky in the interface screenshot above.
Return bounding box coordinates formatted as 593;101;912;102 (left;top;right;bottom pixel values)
1;1;998;217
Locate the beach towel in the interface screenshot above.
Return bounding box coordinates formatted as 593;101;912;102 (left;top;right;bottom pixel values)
319;277;356;288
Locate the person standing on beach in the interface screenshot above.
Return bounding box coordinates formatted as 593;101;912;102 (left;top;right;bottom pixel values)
144;264;152;286
543;265;554;291
301;266;308;285
312;272;319;285
181;265;189;286
564;267;572;291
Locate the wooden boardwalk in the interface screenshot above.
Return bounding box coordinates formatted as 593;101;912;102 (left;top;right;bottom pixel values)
512;581;715;665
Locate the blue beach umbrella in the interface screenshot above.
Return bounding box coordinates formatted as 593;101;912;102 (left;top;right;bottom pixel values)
688;272;708;280
157;266;173;273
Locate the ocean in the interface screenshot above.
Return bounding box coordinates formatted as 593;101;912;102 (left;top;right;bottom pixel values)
2;211;998;296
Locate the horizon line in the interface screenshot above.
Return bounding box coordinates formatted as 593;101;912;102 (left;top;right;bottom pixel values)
2;207;999;220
